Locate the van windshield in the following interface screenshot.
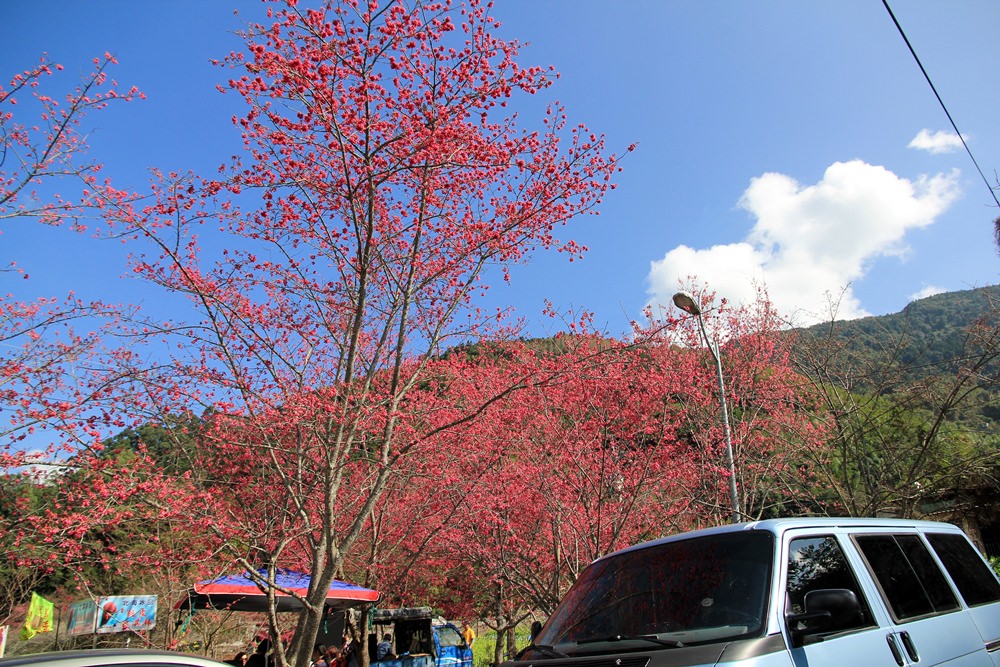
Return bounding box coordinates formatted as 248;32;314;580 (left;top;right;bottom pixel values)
533;532;773;653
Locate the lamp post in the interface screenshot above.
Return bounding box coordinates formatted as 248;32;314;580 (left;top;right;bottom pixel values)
672;290;741;524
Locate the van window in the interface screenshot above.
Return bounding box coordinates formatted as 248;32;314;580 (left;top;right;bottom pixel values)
926;532;1000;607
436;625;465;648
786;535;874;631
855;534;959;621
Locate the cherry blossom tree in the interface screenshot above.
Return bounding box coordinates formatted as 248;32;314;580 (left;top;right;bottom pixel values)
2;53;143;458
403;337;696;661
1;54;142;226
641;284;832;524
361;286;826;661
1;54;154;599
88;2;625;664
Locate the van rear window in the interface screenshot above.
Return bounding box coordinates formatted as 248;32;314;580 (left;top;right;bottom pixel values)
926;533;1000;607
855;534;959;621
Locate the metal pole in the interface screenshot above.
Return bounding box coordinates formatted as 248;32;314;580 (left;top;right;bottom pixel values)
694;311;741;524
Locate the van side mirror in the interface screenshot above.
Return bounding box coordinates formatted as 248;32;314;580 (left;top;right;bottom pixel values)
786;588;862;647
529;621;543;641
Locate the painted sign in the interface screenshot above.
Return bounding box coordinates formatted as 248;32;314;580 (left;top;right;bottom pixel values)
95;595;158;634
66;599;98;636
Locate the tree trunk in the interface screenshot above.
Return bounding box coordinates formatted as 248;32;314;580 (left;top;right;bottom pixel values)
504;626;517;661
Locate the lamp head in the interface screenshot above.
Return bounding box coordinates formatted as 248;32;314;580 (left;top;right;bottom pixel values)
672;291;702;316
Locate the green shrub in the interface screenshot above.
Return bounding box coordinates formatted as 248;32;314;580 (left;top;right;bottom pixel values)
472;631;498;667
472;627;532;667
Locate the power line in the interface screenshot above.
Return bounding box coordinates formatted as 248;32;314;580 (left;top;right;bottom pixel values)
882;0;1000;209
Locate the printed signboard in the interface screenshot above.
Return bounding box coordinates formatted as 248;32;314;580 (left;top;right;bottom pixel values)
66;600;98;636
95;595;158;634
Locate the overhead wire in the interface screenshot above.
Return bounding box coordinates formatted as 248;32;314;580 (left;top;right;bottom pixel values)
881;0;1000;209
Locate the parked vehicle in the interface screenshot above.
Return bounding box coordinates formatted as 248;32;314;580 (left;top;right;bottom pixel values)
507;518;1000;667
369;607;472;667
0;650;228;667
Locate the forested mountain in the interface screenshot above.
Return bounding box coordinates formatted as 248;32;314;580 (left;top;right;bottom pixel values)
791;285;1000;428
784;284;1000;534
795;285;1000;374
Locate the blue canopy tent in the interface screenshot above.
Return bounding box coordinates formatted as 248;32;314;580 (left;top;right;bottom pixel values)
175;568;380;613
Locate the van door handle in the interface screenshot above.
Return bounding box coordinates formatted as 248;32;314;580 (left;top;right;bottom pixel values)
886;634;905;666
899;631;919;662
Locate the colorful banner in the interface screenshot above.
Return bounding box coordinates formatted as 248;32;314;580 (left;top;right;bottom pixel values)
95;595;158;634
66;599;99;636
20;592;55;640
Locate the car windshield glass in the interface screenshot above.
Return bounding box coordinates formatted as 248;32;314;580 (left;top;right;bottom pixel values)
437;626;464;648
534;531;773;651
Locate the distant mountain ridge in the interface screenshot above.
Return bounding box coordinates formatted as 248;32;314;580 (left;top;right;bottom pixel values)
821;284;999;335
791;285;1000;429
794;284;1000;372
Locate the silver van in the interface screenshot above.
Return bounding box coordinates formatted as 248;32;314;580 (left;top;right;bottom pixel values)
507;518;1000;667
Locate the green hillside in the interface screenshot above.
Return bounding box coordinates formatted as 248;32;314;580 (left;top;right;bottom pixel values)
796;285;1000;370
791;285;1000;424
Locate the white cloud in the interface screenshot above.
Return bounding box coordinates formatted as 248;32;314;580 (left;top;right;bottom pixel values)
908;129;965;154
18;449;68;481
645;160;960;326
909;285;946;301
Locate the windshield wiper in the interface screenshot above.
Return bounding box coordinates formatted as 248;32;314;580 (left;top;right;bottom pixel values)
576;634;684;649
516;643;570;660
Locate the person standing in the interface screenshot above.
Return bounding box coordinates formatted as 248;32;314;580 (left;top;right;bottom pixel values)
376;633;393;661
461;623;475;647
342;634;360;667
246;638;272;667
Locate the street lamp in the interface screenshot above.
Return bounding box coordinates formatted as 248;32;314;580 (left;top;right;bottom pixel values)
672;290;741;524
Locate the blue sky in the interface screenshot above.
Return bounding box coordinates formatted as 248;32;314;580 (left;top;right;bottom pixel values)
4;0;999;337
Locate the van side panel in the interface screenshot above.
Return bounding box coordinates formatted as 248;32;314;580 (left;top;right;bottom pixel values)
889;613;991;666
923;530;1000;666
965;607;1000;667
778;530;906;667
848;530;993;666
785;631;911;667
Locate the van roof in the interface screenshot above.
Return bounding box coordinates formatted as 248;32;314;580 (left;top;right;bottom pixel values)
607;516;962;560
